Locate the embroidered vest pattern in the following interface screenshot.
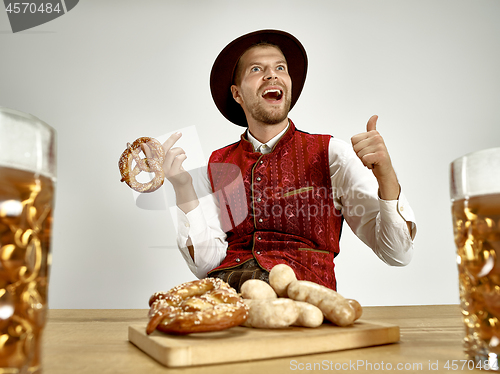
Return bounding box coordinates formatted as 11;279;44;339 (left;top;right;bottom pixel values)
207;121;343;290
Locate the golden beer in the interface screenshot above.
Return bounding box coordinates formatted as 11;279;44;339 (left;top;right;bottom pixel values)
453;193;500;370
0;166;54;373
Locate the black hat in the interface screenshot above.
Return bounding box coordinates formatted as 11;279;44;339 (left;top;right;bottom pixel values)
210;29;308;127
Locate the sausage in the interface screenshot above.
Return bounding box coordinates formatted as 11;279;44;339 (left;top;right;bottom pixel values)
347;299;363;320
287;280;356;327
239;265;362;329
242;299;299;328
269;263;297;297
292;301;324;328
240;279;277;300
242;298;323;328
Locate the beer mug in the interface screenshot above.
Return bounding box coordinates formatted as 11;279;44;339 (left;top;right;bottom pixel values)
0;107;56;373
451;147;500;371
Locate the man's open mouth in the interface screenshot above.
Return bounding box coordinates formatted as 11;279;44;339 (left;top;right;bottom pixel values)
262;88;283;101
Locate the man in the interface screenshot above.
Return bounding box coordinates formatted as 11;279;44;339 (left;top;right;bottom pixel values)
161;30;416;291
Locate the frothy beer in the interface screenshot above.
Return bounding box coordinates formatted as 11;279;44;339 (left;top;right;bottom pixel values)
0;165;54;373
453;193;500;367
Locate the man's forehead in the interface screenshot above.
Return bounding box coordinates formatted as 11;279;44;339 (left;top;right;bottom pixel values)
240;44;287;65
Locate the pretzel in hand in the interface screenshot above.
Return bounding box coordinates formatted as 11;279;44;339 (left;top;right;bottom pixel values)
146;278;249;335
118;137;165;193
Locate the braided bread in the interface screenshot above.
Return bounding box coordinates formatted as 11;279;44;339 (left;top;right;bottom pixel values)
119;137;165;193
146;278;249;335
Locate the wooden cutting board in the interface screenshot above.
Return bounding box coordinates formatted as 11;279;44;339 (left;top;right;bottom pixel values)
128;320;399;368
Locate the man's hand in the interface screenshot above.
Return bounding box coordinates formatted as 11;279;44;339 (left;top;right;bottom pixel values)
141;132;192;189
142;132;198;213
160;132;192;190
351;115;400;200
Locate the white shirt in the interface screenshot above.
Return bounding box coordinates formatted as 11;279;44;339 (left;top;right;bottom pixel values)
176;126;417;279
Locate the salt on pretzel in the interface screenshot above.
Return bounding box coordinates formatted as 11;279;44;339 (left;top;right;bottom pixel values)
119;137;165;193
146;278;249;335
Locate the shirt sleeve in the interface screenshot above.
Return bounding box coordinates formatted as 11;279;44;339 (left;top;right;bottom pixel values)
329;137;417;266
176;165;228;278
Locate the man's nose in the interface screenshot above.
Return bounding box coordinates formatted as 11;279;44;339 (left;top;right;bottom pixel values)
264;68;277;80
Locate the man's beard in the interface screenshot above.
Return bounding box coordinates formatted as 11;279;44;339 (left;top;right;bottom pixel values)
247;94;291;125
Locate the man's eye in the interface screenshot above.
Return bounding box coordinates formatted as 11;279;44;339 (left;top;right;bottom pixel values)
251;67;261;72
277;66;286;71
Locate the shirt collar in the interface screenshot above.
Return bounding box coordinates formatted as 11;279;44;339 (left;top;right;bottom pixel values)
246;123;289;154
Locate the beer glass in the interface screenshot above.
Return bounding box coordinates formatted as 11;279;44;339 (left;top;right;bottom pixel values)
0;107;56;373
451;147;500;371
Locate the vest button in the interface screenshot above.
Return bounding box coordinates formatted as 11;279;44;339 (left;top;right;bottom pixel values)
256;177;261;181
258;218;263;223
257;237;262;240
256;251;261;255
257;197;262;202
235;258;240;262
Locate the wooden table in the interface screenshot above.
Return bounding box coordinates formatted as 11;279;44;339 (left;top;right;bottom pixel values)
42;305;476;373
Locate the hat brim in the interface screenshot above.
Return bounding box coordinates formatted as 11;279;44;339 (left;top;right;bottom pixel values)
210;29;308;127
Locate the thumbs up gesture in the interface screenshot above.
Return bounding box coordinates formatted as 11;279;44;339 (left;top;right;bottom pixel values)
351;115;400;200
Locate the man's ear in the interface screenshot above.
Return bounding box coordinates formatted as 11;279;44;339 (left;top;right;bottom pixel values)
231;85;243;105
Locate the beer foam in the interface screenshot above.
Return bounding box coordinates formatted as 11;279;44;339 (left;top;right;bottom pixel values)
450;147;500;201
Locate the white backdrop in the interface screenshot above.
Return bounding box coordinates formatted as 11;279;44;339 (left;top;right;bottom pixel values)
1;0;499;308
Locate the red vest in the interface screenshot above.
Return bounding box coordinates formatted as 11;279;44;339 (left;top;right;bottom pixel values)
207;121;343;290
